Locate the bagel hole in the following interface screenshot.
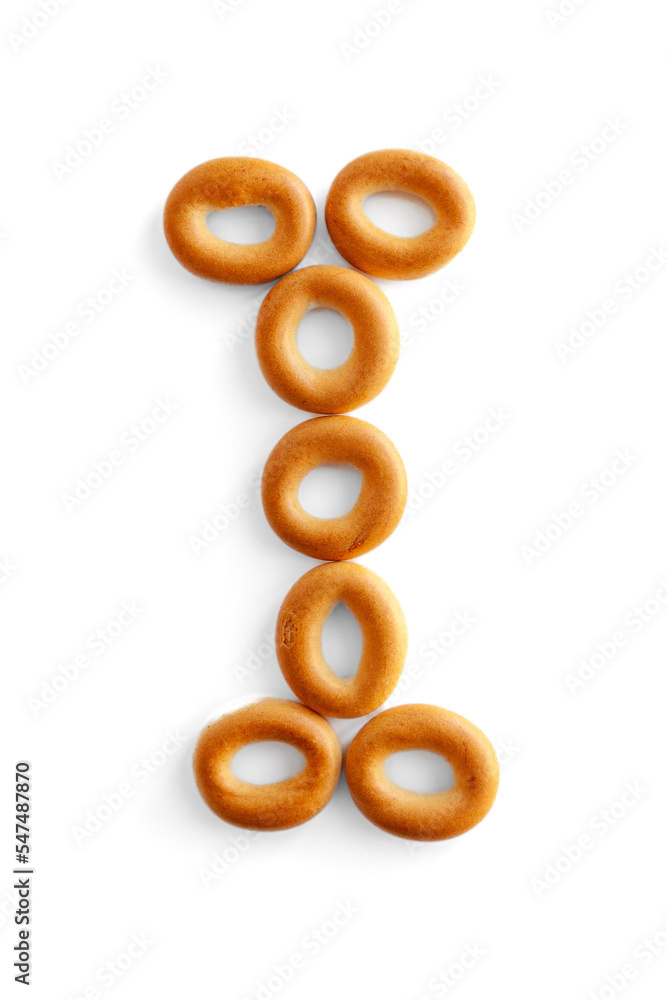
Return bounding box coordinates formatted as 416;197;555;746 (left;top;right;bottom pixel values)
232;742;305;784
298;464;362;518
385;751;454;793
207;205;275;244
321;602;362;679
297;307;353;369
363;192;435;237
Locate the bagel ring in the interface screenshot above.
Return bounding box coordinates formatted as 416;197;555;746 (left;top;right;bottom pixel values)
277;562;408;717
193;698;342;831
164;157;316;284
325;149;475;280
262;415;407;561
255;265;400;414
346;704;499;841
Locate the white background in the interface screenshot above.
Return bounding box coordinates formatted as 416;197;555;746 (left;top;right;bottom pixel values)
2;0;667;998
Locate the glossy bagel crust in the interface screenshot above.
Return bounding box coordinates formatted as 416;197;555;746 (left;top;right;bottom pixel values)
261;415;407;561
346;704;499;841
164;157;316;284
276;561;408;718
325;149;475;280
193;698;342;831
255;265;400;414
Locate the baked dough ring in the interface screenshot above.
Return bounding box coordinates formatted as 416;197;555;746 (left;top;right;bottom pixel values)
346;704;499;841
193;698;342;831
325;149;475;280
164;157;316;284
261;415;407;560
255;265;400;414
276;561;407;717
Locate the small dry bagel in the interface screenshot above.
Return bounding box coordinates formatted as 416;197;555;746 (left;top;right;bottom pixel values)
346;704;499;841
262;415;407;561
193;698;342;831
276;561;407;717
255;265;400;414
325;149;475;279
164;157;316;284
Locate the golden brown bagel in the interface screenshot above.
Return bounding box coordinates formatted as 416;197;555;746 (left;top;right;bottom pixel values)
345;704;498;840
164;157;316;284
261;415;407;561
325;149;475;279
255;265;399;414
276;561;407;717
193;698;342;831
